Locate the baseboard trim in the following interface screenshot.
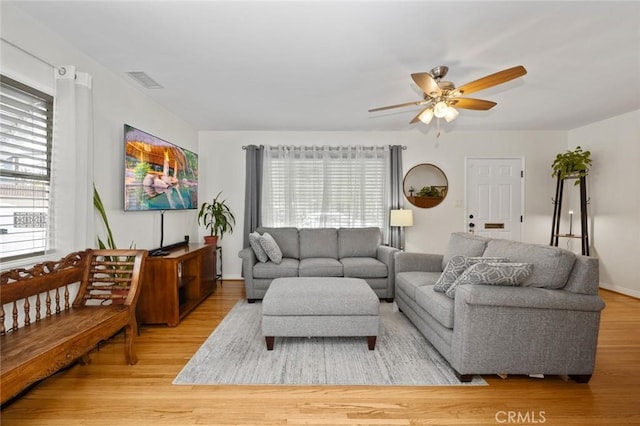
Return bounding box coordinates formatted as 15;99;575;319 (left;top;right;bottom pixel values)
599;283;640;299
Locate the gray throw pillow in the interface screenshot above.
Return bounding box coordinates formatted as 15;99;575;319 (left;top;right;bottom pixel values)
259;232;283;264
249;232;268;263
445;262;534;298
434;256;509;293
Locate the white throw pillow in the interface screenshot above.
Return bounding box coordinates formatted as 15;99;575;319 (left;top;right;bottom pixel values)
259;232;283;264
249;232;268;263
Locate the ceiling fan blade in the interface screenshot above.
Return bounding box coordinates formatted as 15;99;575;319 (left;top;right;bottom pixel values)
457;65;527;96
411;73;442;97
449;98;497;110
368;99;428;112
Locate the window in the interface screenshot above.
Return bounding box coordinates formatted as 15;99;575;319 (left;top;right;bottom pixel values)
0;75;54;262
261;145;389;229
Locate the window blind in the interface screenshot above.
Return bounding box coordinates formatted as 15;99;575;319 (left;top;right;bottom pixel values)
262;145;389;229
0;75;54;261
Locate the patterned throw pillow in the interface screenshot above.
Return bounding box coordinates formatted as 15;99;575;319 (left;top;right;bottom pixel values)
249;232;268;263
259;232;283;264
433;256;509;293
444;262;534;298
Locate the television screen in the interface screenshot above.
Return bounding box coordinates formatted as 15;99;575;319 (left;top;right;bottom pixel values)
124;124;198;211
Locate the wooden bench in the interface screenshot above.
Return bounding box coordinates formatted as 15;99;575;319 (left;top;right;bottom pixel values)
0;249;147;405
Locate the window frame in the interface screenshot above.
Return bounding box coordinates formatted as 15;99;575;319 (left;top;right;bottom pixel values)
0;74;54;262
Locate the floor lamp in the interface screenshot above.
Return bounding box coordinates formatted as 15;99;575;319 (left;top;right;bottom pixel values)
390;209;413;250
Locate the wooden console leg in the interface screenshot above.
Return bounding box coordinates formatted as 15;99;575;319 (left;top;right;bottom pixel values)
265;336;274;350
367;336;376;350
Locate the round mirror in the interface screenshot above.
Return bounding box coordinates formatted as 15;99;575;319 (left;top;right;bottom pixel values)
403;163;448;208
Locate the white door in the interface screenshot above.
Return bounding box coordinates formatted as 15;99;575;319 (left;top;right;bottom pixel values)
465;158;524;241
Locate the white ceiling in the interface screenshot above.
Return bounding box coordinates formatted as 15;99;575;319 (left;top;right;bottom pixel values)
8;1;640;132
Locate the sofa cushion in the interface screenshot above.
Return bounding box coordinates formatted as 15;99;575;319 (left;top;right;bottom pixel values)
341;257;387;278
257;227;299;259
253;258;299;279
445;262;534;298
338;227;382;258
299;228;338;259
433;255;509;293
442;232;491;270
414;285;455;329
483;239;575;289
299;258;343;277
249;232;268;263
396;271;441;301
259;232;283;264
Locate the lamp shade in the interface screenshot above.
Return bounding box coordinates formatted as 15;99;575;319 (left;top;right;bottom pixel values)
390;209;413;227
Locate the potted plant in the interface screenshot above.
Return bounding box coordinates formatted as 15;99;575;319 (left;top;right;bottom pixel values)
198;191;236;245
551;146;592;184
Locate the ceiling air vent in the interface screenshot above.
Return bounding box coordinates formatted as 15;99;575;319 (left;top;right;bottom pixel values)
125;71;163;89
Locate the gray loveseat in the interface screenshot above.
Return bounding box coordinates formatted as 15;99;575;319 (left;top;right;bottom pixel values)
395;232;605;383
239;227;399;302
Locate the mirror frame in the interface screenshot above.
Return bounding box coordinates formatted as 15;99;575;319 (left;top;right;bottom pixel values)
403;163;448;209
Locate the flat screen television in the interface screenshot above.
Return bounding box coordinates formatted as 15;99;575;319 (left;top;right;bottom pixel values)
123;124;198;211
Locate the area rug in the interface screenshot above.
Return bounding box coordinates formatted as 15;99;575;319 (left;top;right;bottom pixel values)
173;300;486;386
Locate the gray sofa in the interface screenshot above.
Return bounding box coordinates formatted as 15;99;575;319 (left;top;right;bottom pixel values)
395;232;605;383
238;227;399;302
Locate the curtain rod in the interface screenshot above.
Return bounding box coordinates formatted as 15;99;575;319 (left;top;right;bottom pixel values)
1;37;62;72
242;145;407;150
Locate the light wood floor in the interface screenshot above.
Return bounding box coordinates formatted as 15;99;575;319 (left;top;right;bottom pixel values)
1;281;639;425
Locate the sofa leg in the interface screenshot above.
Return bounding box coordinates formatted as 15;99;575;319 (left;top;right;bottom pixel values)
247;299;258;304
367;336;376;350
383;298;394;303
265;336;274;350
569;374;592;383
454;371;474;383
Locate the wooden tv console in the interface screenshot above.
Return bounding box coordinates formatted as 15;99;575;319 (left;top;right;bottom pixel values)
137;243;216;326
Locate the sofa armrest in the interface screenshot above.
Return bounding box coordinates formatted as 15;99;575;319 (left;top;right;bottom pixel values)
455;285;605;312
450;284;605;376
377;245;400;294
238;247;257;277
394;252;443;274
376;245;400;267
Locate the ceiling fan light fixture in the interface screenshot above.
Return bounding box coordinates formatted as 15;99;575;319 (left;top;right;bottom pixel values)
433;101;449;118
444;106;459;122
418;108;434;124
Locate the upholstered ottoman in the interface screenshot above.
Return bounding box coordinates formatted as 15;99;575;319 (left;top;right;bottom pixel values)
262;277;380;350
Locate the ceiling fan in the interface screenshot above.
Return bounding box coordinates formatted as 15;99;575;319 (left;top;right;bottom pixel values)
369;65;527;132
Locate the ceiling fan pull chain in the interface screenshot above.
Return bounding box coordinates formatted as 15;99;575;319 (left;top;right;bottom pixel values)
436;118;441;138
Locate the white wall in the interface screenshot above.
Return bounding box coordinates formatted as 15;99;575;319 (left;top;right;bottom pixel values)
200;130;567;279
2;4;200;262
6;2;636;297
569;110;640;297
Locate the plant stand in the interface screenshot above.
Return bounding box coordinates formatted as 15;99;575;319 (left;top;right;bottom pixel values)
550;175;589;255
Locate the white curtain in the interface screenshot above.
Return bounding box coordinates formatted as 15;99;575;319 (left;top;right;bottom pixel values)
262;145;390;232
51;66;94;252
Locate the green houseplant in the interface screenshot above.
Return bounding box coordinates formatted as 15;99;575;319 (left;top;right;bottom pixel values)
551;146;592;184
198;191;236;245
